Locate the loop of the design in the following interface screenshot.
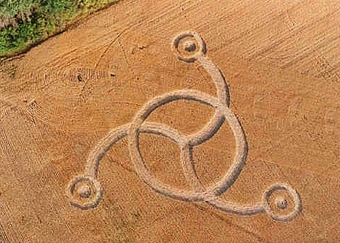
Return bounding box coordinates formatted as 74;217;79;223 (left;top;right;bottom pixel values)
127;90;247;202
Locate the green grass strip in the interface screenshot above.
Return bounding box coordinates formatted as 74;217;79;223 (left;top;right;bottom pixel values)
0;0;119;57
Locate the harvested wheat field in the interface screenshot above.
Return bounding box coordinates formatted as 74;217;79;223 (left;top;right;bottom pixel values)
1;0;340;242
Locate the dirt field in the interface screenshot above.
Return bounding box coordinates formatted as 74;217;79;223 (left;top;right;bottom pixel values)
0;0;340;242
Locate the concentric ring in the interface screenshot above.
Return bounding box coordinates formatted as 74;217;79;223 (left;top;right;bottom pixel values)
172;31;206;63
262;183;302;221
67;175;103;210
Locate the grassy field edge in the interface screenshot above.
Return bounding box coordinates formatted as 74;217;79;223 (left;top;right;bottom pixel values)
0;0;120;58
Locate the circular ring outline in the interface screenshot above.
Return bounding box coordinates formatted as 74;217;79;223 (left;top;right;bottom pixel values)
67;175;103;210
171;31;206;63
262;183;302;221
128;89;247;201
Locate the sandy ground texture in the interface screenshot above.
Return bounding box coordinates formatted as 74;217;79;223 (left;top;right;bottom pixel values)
1;0;340;242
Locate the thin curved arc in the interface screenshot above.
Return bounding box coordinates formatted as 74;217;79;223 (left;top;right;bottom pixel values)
187;56;230;146
187;110;225;146
84;124;130;177
181;147;263;216
207;199;265;215
181;117;247;199
178;92;247;196
197;56;230;107
212;106;248;195
144;177;212;202
140;89;222;111
84;122;187;178
138;90;218;122
128;121;211;202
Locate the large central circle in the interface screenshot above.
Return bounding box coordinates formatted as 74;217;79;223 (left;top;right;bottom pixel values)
127;89;248;202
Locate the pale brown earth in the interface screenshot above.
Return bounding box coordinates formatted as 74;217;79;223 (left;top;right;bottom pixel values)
1;0;340;242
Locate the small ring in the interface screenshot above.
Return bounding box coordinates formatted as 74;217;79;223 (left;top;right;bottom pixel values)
67;175;103;210
263;183;302;222
171;31;206;63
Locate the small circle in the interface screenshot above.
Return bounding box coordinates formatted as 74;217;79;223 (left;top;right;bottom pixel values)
67;175;103;210
275;196;288;209
171;31;206;62
77;185;91;198
184;41;196;52
263;183;302;221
